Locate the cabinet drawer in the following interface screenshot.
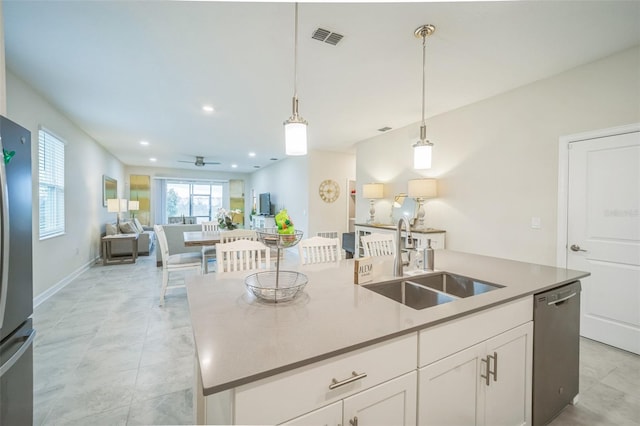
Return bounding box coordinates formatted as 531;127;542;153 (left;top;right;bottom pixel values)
235;333;417;425
419;297;532;367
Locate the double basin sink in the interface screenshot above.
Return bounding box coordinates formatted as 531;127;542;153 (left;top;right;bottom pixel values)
363;272;503;310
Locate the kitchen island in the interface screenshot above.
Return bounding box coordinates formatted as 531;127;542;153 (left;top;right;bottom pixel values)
186;250;589;425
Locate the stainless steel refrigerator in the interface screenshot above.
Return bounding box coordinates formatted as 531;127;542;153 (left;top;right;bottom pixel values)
0;115;35;425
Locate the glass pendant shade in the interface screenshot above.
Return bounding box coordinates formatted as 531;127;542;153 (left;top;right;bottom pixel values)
413;142;432;170
284;120;308;156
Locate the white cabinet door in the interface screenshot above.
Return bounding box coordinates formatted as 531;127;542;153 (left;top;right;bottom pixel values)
343;372;417;426
418;322;533;426
281;401;342;426
418;343;484;426
483;322;533;426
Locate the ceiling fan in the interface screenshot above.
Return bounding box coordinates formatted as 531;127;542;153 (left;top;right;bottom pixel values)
177;156;221;167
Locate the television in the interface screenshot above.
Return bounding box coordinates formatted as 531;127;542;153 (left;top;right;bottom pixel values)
259;192;271;215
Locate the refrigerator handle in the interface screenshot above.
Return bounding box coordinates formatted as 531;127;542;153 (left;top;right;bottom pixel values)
0;329;35;378
0;155;10;331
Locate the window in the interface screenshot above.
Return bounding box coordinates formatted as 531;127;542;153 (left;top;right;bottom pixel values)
166;181;224;223
38;129;65;239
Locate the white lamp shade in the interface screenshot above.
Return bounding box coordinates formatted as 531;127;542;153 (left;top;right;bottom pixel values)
414;144;432;169
408;178;437;198
285;122;308;156
362;183;384;199
128;200;140;211
107;198;128;213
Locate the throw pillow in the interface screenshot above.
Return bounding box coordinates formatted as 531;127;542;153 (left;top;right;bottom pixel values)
119;221;137;234
106;223;117;235
133;218;145;233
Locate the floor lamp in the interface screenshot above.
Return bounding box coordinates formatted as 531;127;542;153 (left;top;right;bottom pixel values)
408;179;437;229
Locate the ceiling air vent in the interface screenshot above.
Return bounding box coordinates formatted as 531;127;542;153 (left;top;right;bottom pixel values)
312;28;344;46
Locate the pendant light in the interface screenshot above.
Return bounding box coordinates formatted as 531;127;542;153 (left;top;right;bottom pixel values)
413;24;435;169
284;3;308;156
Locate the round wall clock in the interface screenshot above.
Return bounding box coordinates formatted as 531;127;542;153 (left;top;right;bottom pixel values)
319;179;340;203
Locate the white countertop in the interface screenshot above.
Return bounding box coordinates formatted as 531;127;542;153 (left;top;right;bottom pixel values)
186;250;589;395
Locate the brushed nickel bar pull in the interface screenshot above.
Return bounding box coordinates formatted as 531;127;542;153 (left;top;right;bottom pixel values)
329;371;367;390
490;351;498;382
480;356;490;386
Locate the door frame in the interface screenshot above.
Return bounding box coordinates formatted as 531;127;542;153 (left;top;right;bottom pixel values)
556;122;640;267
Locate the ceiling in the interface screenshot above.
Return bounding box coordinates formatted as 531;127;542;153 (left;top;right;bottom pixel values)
4;1;639;173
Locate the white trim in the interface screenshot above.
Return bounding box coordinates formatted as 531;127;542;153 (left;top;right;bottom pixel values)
32;256;99;308
556;123;640;268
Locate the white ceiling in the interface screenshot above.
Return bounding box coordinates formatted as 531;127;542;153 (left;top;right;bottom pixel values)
4;1;639;173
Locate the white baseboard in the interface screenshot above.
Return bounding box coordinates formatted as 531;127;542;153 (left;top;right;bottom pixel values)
32;256;101;309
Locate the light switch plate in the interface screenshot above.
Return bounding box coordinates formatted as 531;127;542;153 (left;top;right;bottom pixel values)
531;217;541;229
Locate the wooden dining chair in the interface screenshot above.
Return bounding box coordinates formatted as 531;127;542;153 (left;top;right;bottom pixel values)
154;225;202;305
221;229;257;243
216;239;271;274
298;236;341;265
360;232;396;257
201;221;219;273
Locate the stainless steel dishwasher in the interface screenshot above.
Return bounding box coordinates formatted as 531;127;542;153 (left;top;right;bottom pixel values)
533;281;581;426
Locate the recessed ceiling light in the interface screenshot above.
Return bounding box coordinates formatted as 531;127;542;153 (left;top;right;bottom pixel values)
140;140;149;146
149;157;157;162
231;164;238;168
202;105;214;113
248;152;256;157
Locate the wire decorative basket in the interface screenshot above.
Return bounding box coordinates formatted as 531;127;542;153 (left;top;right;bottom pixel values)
245;270;308;303
256;228;303;249
245;228;306;302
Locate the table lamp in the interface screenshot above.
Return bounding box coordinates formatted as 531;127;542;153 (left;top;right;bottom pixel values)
362;183;384;224
128;200;139;219
408;178;437;229
107;198;128;232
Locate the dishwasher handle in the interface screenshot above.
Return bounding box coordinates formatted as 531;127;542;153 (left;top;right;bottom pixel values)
547;292;578;306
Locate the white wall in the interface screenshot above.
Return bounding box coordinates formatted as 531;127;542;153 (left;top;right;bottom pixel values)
6;71;125;299
249;155;310;235
307;150;356;237
357;46;640;266
248;150;356;239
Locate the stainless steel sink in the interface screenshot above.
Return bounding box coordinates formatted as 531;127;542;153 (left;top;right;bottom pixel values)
363;272;503;310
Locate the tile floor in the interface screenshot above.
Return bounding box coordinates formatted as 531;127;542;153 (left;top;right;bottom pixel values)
33;252;639;425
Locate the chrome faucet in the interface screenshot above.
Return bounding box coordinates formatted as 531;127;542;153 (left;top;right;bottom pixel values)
394;217;413;277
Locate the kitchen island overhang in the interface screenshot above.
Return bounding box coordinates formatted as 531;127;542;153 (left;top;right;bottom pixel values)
186;249;589;397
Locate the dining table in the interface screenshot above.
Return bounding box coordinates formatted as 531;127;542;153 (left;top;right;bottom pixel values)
183;230;223;247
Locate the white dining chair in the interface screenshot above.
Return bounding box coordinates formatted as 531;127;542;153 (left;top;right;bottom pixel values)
221;229;258;243
360;233;396;257
201;221;219;273
154;225;203;305
298;236;341;265
216;239;271;274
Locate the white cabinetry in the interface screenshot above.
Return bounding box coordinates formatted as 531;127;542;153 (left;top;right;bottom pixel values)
202;333;417;425
284;372;417;426
417;297;533;426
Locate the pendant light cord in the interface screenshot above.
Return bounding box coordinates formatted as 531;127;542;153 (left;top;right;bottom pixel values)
293;2;299;100
421;32;426;127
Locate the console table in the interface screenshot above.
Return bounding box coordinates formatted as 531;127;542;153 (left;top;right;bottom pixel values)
102;234;139;265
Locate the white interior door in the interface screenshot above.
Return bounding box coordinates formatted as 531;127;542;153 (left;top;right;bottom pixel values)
567;129;640;354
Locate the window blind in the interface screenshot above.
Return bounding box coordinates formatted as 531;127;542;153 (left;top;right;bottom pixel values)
38;129;65;239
